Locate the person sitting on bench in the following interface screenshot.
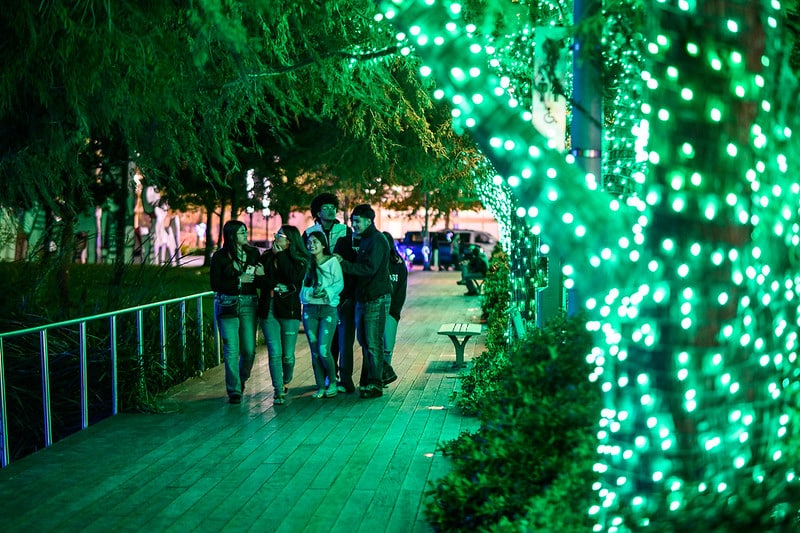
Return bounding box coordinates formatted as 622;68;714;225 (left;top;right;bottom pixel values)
457;246;489;296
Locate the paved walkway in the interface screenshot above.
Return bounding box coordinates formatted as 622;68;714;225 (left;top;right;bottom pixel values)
0;270;485;533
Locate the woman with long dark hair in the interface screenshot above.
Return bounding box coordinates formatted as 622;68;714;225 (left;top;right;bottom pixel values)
300;231;344;398
257;224;310;405
210;220;262;404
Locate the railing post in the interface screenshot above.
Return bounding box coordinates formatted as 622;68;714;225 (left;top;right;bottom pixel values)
213;311;221;367
135;309;145;399
159;304;167;377
197;297;206;372
79;322;89;430
40;330;53;448
110;315;118;416
179;300;187;364
0;338;9;468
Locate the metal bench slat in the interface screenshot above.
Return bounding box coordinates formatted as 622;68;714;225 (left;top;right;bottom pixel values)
438;323;482;335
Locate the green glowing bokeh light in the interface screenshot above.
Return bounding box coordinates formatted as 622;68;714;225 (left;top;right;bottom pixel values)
379;0;800;530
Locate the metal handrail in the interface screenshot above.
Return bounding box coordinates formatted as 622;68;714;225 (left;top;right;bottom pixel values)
0;291;220;468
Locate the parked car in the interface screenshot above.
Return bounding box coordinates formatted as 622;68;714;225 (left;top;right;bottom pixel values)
397;229;497;266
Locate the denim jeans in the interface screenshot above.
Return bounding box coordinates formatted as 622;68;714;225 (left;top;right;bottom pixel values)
215;294;258;398
337;298;357;391
355;294;389;388
302;304;338;390
461;265;485;293
383;314;398;367
464;274;483;294
260;299;299;395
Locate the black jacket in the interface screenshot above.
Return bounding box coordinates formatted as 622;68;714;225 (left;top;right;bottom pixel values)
466;251;489;275
256;249;308;319
333;231;359;303
388;256;408;321
340;224;391;302
210;245;260;296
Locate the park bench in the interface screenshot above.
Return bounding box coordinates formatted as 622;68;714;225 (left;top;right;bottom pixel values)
471;276;486;293
458;274;485;294
438;322;483;367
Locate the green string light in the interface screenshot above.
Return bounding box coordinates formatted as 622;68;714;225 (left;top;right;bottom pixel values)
380;0;800;530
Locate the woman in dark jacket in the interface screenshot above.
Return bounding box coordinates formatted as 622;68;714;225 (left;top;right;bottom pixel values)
257;224;310;405
210;220;262;404
382;231;408;386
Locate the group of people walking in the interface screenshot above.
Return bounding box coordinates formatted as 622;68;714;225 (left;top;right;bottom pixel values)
209;193;407;405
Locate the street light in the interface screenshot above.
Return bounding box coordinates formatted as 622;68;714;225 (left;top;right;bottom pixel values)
262;177;271;243
421;190;430;271
246;169;256;240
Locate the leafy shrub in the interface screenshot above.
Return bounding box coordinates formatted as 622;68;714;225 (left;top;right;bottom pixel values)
481;245;511;331
426;313;602;531
453;246;513;415
454;340;509;417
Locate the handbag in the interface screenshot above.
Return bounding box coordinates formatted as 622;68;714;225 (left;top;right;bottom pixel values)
275;283;297;298
217;294;240;318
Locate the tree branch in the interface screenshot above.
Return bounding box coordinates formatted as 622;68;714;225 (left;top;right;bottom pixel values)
224;44;400;87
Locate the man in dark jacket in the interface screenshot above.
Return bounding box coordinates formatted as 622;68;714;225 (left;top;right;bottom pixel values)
459;246;489;296
332;229;359;393
336;204;391;398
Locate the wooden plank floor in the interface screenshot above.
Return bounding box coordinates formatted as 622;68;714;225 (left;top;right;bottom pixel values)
0;270;485;533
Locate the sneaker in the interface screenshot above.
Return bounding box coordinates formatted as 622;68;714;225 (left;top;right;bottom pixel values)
360;385;383;399
324;384;338;398
456;280;466;285
229;394;242;404
273;395;285;405
283;385;289;395
338;381;356;394
382;367;398;386
312;389;325;399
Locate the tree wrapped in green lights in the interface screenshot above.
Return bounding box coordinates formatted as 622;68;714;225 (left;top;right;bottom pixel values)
380;0;625;326
380;0;800;530
590;1;800;530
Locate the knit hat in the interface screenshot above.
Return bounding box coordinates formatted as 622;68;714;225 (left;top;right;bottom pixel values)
310;192;339;216
351;203;375;221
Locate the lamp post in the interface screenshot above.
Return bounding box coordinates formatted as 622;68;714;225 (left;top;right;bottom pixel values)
422;190;431;271
568;0;602;317
262;177;271;243
245;169;256;240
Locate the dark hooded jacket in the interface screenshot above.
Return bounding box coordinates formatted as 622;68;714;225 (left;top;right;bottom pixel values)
340;223;391;302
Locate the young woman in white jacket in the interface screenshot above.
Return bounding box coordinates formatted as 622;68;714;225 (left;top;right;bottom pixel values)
300;231;344;398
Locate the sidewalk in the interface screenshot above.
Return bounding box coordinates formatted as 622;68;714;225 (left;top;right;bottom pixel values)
0;270;485;533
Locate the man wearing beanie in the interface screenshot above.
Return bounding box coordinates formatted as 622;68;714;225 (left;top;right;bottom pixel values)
335;203;391;398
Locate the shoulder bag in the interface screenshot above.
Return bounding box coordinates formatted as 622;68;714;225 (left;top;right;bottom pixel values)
217;293;240;318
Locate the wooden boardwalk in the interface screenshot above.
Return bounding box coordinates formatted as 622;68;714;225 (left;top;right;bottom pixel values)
0;270;485;533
